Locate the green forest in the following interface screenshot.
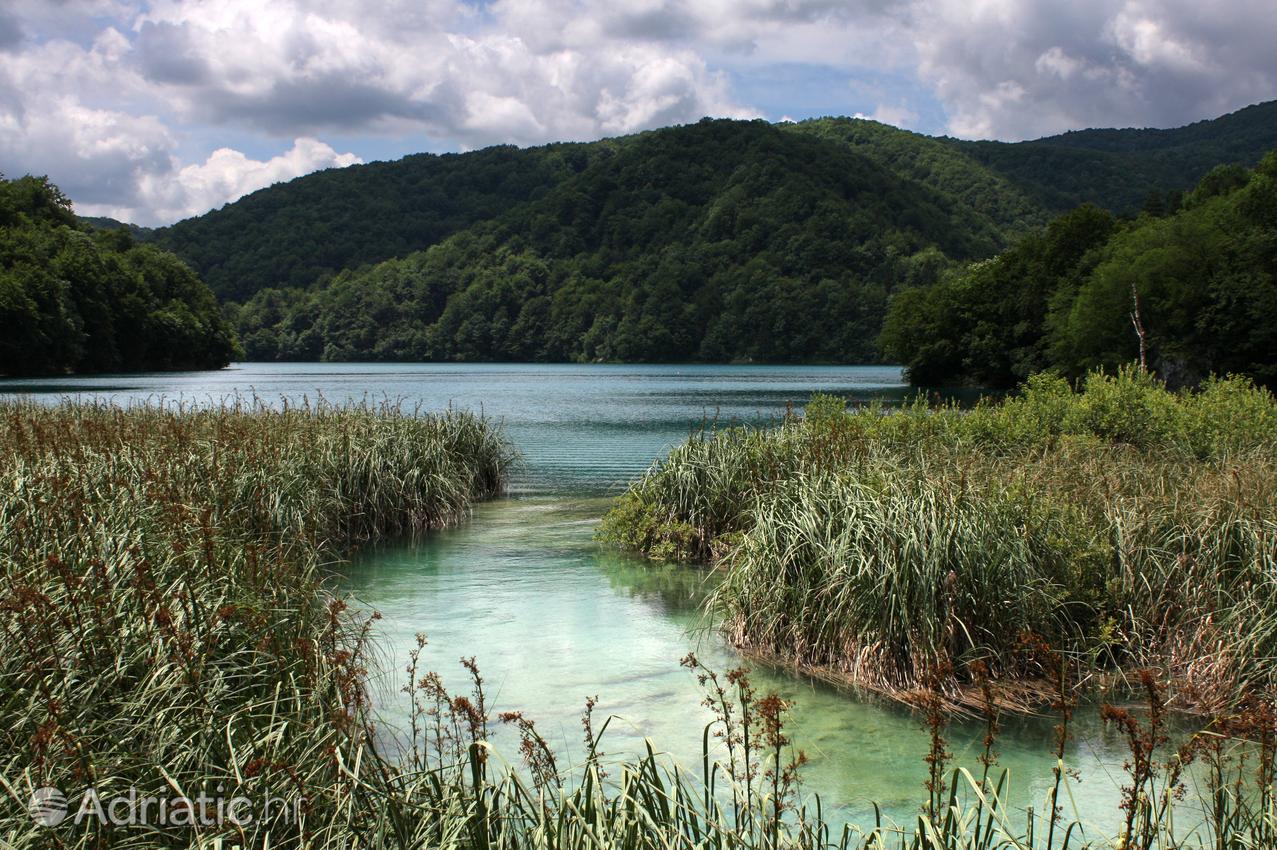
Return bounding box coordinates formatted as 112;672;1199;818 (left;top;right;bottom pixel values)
0;175;237;376
49;98;1277;379
228;119;1007;363
881;154;1277;387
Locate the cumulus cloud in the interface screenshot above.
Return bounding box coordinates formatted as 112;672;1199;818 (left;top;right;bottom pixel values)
855;103;919;128
904;0;1277;139
490;0;884;55
2;0;1277;222
129;0;754;144
0;98;173;212
124;138;363;224
0;30;173;214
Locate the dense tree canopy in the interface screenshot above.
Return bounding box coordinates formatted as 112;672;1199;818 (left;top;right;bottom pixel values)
68;101;1277;372
230;119;1010;364
784;118;1050;235
0;175;237;376
881;154;1277;388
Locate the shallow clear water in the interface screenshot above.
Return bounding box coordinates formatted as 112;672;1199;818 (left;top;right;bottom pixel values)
1;362;1158;835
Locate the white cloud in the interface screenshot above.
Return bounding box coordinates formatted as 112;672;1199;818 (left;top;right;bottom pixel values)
0;94;174;213
0;14;364;224
1108;7;1208;74
3;0;1277;223
854;103;919;128
130;0;753;144
904;0;1277;139
1034;47;1086;81
124;138;363;224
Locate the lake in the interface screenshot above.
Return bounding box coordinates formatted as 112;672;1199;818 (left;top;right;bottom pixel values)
0;362;1151;835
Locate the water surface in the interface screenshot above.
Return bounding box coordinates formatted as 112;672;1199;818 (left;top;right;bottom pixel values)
0;362;910;494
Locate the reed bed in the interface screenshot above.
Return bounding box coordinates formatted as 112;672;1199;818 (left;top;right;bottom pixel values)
1;391;1273;849
0;398;513;847
601;368;1277;709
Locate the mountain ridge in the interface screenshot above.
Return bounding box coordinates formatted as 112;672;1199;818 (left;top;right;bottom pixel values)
103;100;1277;306
69;100;1277;366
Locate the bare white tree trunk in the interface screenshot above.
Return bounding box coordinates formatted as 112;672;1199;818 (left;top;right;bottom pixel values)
1130;283;1148;372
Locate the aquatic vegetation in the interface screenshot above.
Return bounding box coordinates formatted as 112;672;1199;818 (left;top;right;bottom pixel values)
603;368;1277;708
0;393;1274;848
349;641;1277;850
0;398;513;847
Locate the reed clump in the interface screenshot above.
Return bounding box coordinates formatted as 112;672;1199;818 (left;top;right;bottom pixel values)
601;367;1277;708
0;398;513;847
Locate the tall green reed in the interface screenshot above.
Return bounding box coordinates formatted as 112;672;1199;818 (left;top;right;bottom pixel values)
602;368;1277;708
0;397;512;848
2;388;1274;850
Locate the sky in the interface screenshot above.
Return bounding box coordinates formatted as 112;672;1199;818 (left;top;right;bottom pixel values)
2;0;1275;226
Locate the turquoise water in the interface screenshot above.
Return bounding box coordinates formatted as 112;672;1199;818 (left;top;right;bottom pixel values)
0;361;915;494
1;362;1155;835
343;497;1144;833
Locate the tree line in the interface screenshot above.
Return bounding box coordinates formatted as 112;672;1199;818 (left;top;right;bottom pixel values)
881;154;1277;388
1;175;237;376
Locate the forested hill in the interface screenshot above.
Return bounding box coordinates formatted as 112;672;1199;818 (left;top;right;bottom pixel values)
230;119;1005;363
143;100;1277;311
1;176;237;376
147;118;1029;305
950;100;1277;214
